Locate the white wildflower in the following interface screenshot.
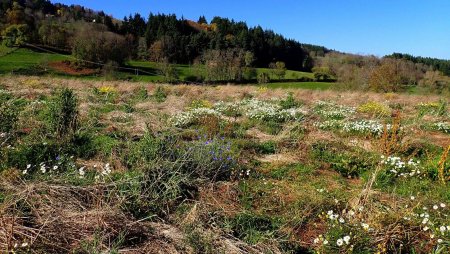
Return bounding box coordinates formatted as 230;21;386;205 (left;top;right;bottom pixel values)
343;236;350;244
361;223;369;230
79;166;86;176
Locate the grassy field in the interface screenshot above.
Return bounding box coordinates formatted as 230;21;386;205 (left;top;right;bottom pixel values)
0;47;322;86
0;76;448;253
265;81;335;90
256;67;315;80
0;47;68;73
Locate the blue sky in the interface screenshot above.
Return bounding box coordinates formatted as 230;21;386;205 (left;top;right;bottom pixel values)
52;0;450;59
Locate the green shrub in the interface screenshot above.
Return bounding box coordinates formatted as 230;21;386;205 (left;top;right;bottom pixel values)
279;92;300;109
256;141;277;155
184;136;237;180
127;131;180;167
134;86;148;101
0;93;24;134
330;154;374;178
2;24;30;47
47;88;79;138
131;133;238;181
69;130;96;158
153;86;167;103
124;132;239;215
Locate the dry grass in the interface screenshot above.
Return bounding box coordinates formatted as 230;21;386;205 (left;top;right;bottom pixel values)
0;75;448;253
0;179;150;253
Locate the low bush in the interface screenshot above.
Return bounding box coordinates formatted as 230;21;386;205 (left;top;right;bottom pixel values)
0;93;24;134
279;92;300;109
256;141;277;155
153;86;168;103
46;88;79;139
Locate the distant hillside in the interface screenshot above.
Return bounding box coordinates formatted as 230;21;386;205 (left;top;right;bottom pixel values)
386;53;450;76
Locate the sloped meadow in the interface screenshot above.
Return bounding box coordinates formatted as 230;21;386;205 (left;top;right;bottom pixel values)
0;76;449;253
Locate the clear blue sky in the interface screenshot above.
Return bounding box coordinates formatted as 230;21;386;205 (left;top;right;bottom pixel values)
52;0;450;59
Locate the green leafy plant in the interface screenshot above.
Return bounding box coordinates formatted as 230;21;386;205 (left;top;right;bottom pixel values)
279;92;300;109
47;88;79;138
153;86;168;103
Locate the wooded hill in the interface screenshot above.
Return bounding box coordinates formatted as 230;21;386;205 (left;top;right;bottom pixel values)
0;0;331;71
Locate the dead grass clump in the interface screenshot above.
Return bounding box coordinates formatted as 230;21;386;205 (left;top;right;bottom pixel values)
0;181;150;253
198;182;241;217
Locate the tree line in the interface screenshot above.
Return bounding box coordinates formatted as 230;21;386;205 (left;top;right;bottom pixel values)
314;52;449;93
387;53;450;76
0;0;321;71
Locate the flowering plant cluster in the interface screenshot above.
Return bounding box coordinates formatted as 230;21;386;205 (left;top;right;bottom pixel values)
20;151;114;181
314;101;356;120
416;204;449;242
22;154;76;176
315;119;390;136
97;86;117;94
432;122;450;134
171;107;222;127
314;119;343;130
357;101;391;117
342;120;390;136
171;98;305;127
216;98;304;122
185;135;237;180
380;155;424;179
403;199;449;247
314;209;372;253
417;102;441;108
